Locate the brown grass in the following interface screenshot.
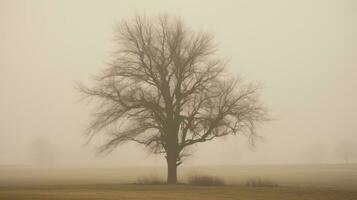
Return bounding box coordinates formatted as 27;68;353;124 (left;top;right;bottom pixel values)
0;184;356;200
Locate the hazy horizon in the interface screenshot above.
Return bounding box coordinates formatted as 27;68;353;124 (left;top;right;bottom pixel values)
0;0;356;167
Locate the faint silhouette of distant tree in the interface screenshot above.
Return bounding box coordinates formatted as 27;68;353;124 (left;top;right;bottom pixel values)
336;140;356;164
79;15;268;184
29;137;59;166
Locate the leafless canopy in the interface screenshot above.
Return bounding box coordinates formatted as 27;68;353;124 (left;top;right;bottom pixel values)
79;15;267;169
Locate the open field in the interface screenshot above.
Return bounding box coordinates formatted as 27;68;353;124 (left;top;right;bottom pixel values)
0;184;356;200
0;164;356;199
1;164;357;188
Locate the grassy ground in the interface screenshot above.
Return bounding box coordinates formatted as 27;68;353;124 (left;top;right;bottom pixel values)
1;164;356;199
0;184;356;200
1;164;357;189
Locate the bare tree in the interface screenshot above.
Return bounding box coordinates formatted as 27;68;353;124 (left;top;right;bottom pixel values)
79;15;267;184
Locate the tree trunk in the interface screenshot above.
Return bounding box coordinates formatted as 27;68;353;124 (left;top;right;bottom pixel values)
166;151;178;184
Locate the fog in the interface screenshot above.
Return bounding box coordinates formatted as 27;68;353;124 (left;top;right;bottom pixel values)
0;0;356;167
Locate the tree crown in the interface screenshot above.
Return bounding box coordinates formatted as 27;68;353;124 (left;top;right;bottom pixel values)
79;15;267;163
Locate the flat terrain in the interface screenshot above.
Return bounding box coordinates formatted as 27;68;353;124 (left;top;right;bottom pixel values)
1;164;357;189
0;184;356;200
0;164;356;199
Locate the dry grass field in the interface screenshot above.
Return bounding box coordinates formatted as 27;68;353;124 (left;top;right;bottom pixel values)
0;184;356;200
0;164;356;199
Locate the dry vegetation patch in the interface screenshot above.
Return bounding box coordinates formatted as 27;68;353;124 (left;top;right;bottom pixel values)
135;176;165;185
245;178;278;187
187;175;225;186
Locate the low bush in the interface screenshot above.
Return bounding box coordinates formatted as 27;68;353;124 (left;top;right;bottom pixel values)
187;175;225;186
135;176;165;185
245;178;278;187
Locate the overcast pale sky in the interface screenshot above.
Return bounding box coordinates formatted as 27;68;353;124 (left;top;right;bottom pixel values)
0;0;356;167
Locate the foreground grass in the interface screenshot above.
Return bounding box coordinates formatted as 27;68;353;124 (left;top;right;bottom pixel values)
0;184;356;200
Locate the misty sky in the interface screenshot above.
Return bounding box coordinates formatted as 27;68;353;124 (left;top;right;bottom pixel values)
0;0;356;167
